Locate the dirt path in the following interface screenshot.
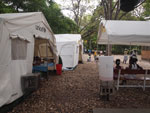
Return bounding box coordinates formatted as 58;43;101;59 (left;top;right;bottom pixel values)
9;55;150;113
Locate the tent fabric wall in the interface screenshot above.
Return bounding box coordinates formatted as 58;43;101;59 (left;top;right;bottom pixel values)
0;18;12;106
0;12;58;107
55;34;83;69
0;12;58;60
98;20;150;46
56;41;79;69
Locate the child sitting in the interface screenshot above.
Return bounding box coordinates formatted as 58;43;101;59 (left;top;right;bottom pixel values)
114;59;122;79
115;59;122;69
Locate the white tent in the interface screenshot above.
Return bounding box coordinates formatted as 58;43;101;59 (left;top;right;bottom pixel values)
98;20;150;46
0;12;58;107
55;34;83;70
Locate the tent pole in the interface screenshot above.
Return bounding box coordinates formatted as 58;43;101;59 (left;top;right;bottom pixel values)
107;37;110;56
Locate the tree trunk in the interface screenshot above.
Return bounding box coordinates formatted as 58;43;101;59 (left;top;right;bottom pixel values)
107;0;112;55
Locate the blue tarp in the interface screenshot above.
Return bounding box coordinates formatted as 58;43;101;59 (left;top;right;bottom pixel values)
33;63;54;72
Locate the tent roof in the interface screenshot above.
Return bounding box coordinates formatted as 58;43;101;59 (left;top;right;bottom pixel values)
0;12;40;20
0;12;58;62
55;34;81;42
0;12;54;38
98;20;150;46
0;12;55;42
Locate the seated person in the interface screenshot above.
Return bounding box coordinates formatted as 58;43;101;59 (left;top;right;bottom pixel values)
124;57;143;80
128;57;143;70
114;59;127;85
115;59;122;69
114;59;122;79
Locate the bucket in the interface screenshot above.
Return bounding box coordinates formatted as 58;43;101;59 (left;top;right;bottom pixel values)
56;64;62;75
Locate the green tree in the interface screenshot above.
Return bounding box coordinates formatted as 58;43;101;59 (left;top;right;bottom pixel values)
0;1;15;13
0;0;79;34
44;1;79;34
2;0;47;12
60;0;96;31
142;0;150;20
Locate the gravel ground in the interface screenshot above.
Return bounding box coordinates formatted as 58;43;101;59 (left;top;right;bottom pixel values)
9;55;150;113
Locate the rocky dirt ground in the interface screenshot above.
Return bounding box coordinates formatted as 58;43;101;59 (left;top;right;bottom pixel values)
9;55;150;113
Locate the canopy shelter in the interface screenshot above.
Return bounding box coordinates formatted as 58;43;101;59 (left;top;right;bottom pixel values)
55;34;83;70
0;12;58;107
98;20;150;46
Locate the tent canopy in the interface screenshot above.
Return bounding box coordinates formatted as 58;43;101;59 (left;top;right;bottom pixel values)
0;12;53;41
55;34;82;55
54;34;83;69
98;20;150;46
0;12;58;107
55;34;82;43
0;12;57;59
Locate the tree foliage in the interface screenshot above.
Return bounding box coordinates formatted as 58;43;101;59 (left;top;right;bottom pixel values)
0;1;15;13
142;0;150;19
0;0;79;34
60;0;95;30
1;0;47;12
44;1;79;33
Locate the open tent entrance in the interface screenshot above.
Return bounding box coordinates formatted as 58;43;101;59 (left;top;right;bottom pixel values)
55;34;83;70
33;38;55;72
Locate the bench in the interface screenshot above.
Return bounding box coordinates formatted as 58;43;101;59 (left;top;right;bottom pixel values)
114;69;150;91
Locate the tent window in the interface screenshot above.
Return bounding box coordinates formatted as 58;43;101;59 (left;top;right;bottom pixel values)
11;39;27;60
